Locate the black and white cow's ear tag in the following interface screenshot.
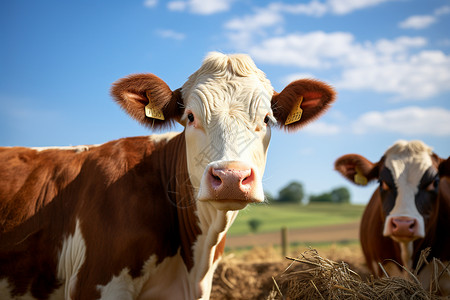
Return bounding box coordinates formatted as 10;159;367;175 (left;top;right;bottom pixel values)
285;96;303;125
144;90;165;121
354;167;368;186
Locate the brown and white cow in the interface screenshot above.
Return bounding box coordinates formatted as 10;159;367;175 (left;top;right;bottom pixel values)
335;140;450;295
0;52;335;299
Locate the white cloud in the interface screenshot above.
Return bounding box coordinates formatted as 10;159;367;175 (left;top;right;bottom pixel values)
268;1;328;17
434;5;450;16
225;8;282;31
156;29;186;40
399;5;450;30
167;1;186;11
336;50;450;100
399;15;436;29
223;2;450;100
352;107;450;136
248;31;358;68
225;8;284;48
168;0;233;15
327;0;393;15
224;0;397;47
144;0;158;7
233;30;450;100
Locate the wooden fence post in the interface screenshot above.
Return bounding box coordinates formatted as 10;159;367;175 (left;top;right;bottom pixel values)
281;226;288;257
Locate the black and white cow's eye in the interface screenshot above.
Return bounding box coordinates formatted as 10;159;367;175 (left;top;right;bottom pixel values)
425;177;439;192
379;180;390;191
264;114;270;124
187;113;195;123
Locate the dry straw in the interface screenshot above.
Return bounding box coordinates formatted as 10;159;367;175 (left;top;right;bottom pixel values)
269;248;448;300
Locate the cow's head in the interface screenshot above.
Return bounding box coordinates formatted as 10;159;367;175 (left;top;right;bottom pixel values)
112;52;335;211
335;140;450;264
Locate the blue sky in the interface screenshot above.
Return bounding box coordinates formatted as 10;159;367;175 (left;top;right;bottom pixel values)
1;0;449;204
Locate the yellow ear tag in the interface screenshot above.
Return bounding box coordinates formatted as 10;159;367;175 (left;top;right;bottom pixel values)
285;96;303;125
354;167;368;186
144;91;165;121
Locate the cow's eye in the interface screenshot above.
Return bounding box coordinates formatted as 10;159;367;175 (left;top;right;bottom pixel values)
264;115;270;124
379;180;390;191
187;113;195;123
425;177;439;192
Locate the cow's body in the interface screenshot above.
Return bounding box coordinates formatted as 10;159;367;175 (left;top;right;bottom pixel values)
335;140;450;295
1;133;214;299
0;52;335;299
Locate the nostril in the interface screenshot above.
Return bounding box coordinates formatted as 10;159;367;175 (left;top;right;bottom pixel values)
391;219;397;229
409;220;416;230
241;170;254;186
210;169;223;188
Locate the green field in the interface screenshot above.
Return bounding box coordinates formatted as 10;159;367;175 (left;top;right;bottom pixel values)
227;203;366;236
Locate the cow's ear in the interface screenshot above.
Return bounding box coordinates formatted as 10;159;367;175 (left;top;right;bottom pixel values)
438;156;450;178
271;79;336;131
334;154;379;186
111;74;183;130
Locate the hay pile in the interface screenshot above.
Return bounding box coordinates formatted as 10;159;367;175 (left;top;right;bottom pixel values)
212;247;287;300
268;249;446;300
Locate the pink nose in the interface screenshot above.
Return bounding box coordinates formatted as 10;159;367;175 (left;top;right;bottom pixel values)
391;217;417;237
208;163;255;200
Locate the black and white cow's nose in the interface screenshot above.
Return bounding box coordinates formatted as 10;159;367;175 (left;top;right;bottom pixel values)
390;217;418;237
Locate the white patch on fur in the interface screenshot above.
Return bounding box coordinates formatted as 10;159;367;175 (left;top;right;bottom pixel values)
98;251;199;300
57;219;86;300
97;267;142;300
192;204;239;298
399;242;414;269
32;145;99;153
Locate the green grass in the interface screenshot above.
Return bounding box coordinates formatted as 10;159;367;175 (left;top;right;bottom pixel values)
227;203;365;236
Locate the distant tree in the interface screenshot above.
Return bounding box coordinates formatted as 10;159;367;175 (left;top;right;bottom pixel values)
309;193;333;203
264;191;275;203
248;218;262;233
277;181;304;204
309;186;351;204
331;187;351;203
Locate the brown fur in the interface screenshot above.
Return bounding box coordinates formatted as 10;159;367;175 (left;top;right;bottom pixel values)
111;74;184;130
0;134;203;299
272;79;336;131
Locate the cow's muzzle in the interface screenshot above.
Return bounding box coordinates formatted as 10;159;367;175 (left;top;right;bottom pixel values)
197;161;264;210
384;216;423;242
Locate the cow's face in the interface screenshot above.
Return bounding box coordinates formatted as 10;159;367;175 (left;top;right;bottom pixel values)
335;140;446;266
180;54;275;210
378;141;440;242
112;52;335;211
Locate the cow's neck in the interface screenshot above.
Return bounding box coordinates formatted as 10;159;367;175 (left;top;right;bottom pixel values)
158;131;200;270
159;131;238;298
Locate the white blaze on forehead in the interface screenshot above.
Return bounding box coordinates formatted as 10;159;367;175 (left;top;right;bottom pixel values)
383;140;433;237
